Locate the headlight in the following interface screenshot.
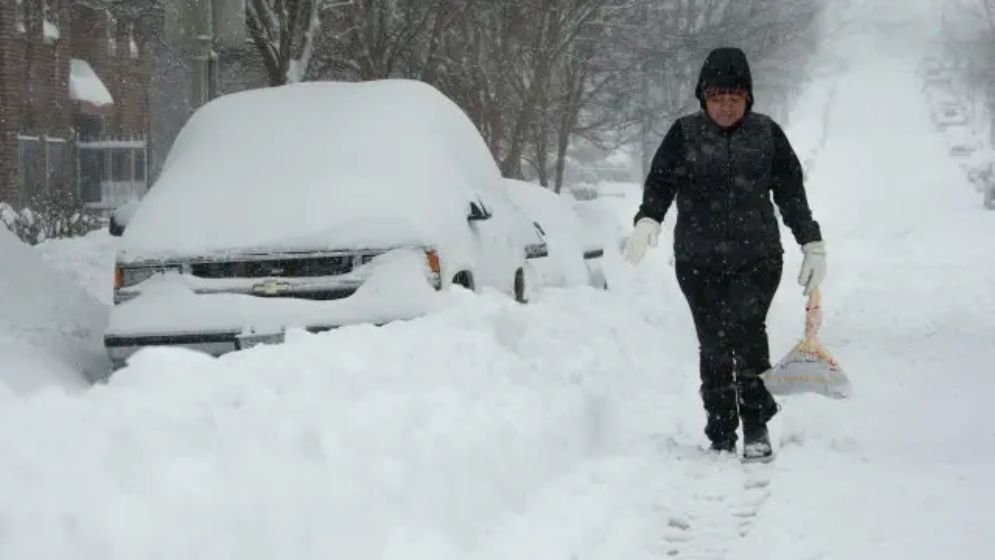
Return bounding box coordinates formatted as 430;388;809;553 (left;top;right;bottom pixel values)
115;265;182;289
425;250;442;289
426;250;441;274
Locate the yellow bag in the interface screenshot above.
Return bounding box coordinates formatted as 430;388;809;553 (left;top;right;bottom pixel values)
762;289;851;399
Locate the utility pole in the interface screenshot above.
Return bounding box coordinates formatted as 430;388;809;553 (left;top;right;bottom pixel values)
191;0;216;108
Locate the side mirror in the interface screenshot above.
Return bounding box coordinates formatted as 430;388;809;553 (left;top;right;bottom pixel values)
468;201;492;221
108;200;140;237
109;214;125;237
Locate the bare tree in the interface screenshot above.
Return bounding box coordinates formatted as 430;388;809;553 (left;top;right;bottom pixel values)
301;0;825;189
309;0;454;80
245;0;326;85
614;0;826;173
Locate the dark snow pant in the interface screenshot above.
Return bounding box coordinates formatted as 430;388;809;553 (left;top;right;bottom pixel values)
675;257;782;446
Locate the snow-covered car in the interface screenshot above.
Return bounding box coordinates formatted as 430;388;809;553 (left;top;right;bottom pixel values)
932;103;967;130
984;181;995;210
966;155;995;192
920;64;949;87
944;129;982;157
950;142;980;158
104;80;540;368
501;178;607;290
571;197;629;256
960;149;994;190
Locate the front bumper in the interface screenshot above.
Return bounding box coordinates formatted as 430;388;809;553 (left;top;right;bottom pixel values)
104;324;347;369
105;332;240;369
105;249;446;369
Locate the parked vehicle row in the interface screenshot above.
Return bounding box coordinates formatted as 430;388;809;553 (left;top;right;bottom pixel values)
104;80;611;370
918;56;995;209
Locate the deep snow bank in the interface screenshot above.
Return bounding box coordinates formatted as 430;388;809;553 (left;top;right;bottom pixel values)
0;227;109;392
36;228;118;307
0;284;683;559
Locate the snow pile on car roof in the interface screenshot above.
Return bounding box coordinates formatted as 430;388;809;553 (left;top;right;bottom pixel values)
122;80;501;258
0;227;109;393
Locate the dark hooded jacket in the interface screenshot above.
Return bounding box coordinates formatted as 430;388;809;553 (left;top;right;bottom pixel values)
635;47;821;269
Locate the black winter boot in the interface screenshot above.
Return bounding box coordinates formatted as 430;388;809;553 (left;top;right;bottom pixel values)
742;423;773;463
708;437;736;454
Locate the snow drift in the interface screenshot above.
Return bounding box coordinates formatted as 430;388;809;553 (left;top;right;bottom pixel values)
0;227;109;391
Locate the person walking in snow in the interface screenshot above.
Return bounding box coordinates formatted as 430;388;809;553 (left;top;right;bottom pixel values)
623;47;827;462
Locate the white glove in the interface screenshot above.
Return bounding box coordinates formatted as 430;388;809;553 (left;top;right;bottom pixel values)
798;241;826;296
623;218;661;265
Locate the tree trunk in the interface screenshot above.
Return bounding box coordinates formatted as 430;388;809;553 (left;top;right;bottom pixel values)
534;121;550;187
245;0;322;86
500;5;557;179
553;127;569;194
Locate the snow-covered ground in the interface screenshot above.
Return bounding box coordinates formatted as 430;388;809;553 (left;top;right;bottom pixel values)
2;1;994;558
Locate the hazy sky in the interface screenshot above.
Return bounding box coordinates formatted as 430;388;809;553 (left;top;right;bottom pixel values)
817;0;948;63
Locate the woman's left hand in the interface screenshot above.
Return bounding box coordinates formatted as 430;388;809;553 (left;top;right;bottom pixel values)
799;241;826;296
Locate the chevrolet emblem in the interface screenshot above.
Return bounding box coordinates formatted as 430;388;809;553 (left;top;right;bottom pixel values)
253;280;291;296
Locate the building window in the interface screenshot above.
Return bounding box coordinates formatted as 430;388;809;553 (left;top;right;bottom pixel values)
134;150;147;181
77;140;148;208
45;139;68;190
18;136;70;200
111;149;131;181
43;0;62;44
128;23;140;59
79;149;103;204
208;53;220;100
14;0;27;34
107;14;118;55
18;137;43;199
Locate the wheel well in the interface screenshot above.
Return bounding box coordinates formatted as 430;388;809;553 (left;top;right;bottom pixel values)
514;267;527;303
452;270;474;291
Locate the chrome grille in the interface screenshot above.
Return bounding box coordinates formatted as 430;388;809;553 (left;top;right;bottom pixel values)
191;256;354;279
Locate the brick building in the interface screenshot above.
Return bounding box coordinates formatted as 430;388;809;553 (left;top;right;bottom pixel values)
0;0;151;211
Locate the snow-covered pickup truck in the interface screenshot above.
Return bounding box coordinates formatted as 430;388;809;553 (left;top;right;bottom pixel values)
104;80;543;369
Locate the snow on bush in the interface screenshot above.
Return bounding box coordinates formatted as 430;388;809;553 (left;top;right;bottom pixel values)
0;190;102;246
